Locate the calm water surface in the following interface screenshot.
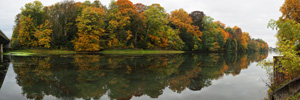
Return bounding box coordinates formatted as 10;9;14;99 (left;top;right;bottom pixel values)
0;52;277;100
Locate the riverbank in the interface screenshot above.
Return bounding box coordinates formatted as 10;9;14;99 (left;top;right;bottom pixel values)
3;49;185;56
101;50;184;54
4;49;76;56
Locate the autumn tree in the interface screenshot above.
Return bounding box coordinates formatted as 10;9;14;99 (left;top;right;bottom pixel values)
190;11;205;31
215;21;229;50
232;26;244;51
34;20;52;48
115;0;139;47
280;0;300;23
201;16;223;51
11;14;22;48
240;32;250;50
73;7;106;51
21;1;45;27
18;16;38;47
248;40;259;52
144;4;170;48
264;0;300;81
93;0;106;9
44;0;78;49
11;0;267;52
13;1;47;48
169;9;202;50
134;3;146;13
106;0;129;48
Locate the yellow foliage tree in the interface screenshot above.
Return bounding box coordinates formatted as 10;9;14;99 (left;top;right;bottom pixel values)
18;15;38;47
73;7;106;51
241;32;250;50
34;20;52;48
280;0;300;22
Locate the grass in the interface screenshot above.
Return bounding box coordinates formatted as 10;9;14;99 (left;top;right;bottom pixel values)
3;49;185;56
4;49;76;56
287;92;300;100
101;49;185;54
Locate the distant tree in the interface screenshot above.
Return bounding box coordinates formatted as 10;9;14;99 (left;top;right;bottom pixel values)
240;32;250;50
232;26;243;51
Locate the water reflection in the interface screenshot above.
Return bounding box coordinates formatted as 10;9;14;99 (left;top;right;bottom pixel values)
8;52;268;100
0;55;10;90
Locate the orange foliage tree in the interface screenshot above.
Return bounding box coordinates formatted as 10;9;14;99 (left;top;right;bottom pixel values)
240;32;250;50
169;9;202;50
169;9;202;39
280;0;300;22
115;0;139;47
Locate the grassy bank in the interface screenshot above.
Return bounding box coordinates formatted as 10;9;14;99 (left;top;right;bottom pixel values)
101;50;185;54
4;49;76;56
3;49;185;56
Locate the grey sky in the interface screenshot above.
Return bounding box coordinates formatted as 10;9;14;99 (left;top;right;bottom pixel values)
0;0;284;47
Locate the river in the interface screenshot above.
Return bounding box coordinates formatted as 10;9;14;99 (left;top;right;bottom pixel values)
0;51;277;100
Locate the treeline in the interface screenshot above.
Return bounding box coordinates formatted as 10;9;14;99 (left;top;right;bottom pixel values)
11;0;268;52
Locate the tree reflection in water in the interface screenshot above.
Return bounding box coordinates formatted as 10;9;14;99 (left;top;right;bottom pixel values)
11;52;268;100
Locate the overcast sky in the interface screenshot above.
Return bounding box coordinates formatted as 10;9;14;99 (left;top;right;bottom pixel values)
0;0;284;47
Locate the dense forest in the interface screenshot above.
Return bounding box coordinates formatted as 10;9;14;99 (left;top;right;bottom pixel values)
11;0;268;52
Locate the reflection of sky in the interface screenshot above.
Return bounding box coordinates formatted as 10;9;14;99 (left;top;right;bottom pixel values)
130;64;268;100
0;63;64;100
0;63;27;100
132;52;279;100
0;0;283;47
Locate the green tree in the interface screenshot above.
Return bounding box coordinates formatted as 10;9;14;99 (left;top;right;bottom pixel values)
21;0;45;27
144;4;169;48
201;16;223;51
268;19;300;75
44;0;78;49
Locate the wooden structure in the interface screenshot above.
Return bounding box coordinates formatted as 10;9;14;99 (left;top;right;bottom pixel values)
269;56;300;100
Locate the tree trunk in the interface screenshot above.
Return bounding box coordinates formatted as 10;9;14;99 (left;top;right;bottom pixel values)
145;25;151;41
